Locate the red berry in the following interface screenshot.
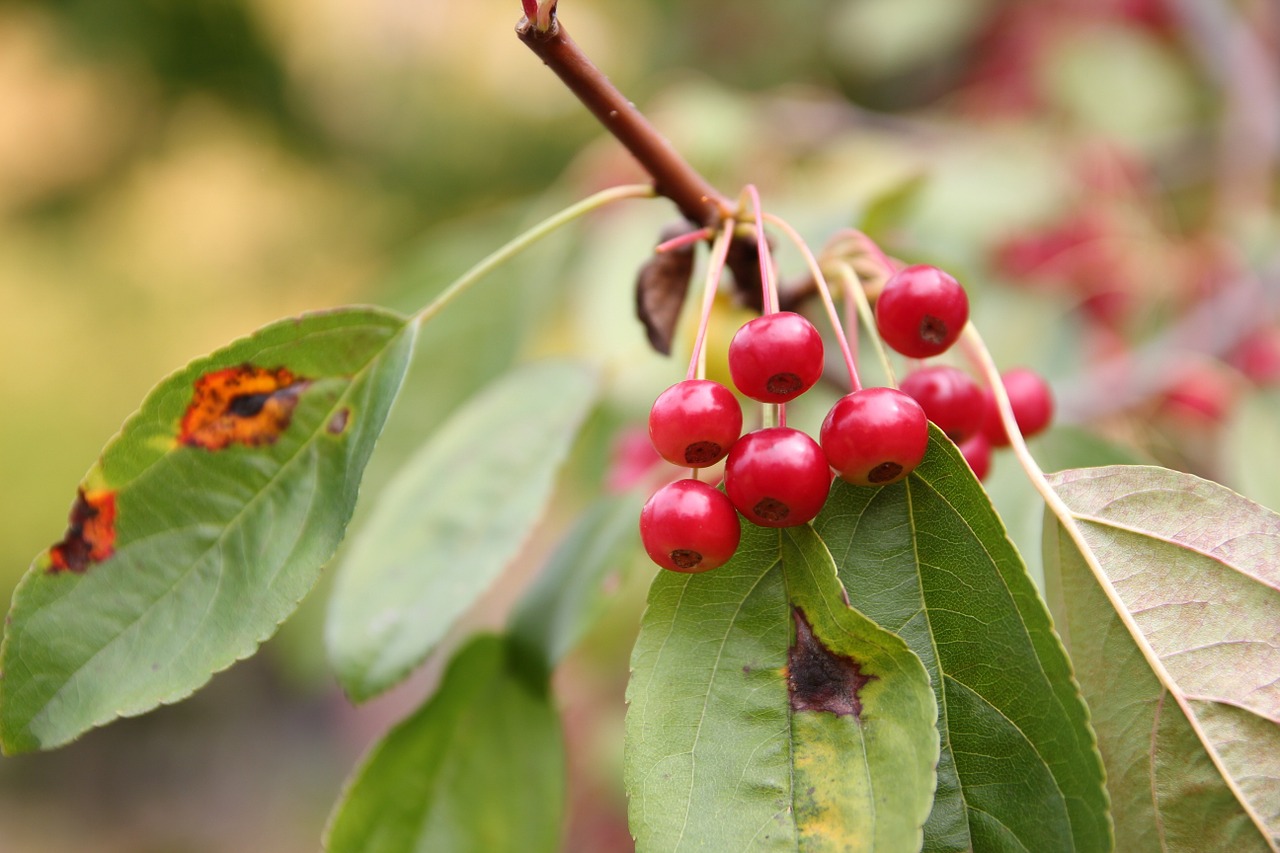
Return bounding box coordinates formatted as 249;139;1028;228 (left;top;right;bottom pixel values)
820;387;929;486
639;479;741;572
958;433;991;481
605;426;663;493
875;265;969;358
982;368;1054;446
724;427;831;527
648;379;743;467
1228;328;1280;386
728;312;824;403
900;365;985;443
1159;363;1236;425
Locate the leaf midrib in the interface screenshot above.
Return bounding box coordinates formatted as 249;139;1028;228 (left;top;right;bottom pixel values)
1069;512;1280;592
779;527;880;845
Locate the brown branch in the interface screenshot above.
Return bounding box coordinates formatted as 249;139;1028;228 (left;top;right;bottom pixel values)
517;14;732;228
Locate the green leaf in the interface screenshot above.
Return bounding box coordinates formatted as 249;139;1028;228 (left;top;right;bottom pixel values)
858;173;928;237
815;430;1111;852
625;519;938;851
0;307;416;753
326;360;598;701
507;491;644;680
1044;465;1280;852
325;634;565;853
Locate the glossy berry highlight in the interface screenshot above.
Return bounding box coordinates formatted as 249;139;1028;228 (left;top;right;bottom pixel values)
728;311;825;403
875;265;969;358
648;379;742;467
820;387;929;486
640;479;741;572
724;427;831;527
900;365;985;443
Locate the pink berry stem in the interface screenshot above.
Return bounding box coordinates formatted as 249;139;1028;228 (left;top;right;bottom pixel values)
959;323;1028;463
655;226;715;254
765;212;862;392
686;218;737;381
829;260;897;387
745;185;780;315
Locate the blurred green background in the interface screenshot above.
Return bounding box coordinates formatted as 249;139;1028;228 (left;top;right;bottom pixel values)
1;0;1276;849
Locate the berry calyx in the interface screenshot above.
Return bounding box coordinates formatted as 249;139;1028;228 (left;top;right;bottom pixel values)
648;379;743;467
724;427;831;527
639;479;741;573
875;265;969;358
900;365;985;443
982;367;1055;446
728;312;824;403
820;387;929;486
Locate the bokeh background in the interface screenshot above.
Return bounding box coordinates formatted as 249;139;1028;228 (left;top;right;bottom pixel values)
1;0;1277;849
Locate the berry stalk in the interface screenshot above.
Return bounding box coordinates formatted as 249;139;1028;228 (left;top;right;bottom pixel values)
830;261;897;387
745;186;780;315
414;183;654;327
765;212;861;392
687;219;737;382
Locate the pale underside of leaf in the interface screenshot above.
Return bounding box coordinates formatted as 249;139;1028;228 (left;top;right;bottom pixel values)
625;519;937;852
1045;465;1280;851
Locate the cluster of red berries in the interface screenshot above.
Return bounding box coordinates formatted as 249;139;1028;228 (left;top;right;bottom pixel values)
641;262;1056;574
900;362;1053;481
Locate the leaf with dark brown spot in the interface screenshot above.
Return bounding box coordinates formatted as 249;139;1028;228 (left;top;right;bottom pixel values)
787;607;876;718
626;520;937;850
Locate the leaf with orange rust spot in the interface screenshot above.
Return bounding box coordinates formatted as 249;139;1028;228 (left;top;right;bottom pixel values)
0;307;416;754
47;489;117;574
178;365;309;450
